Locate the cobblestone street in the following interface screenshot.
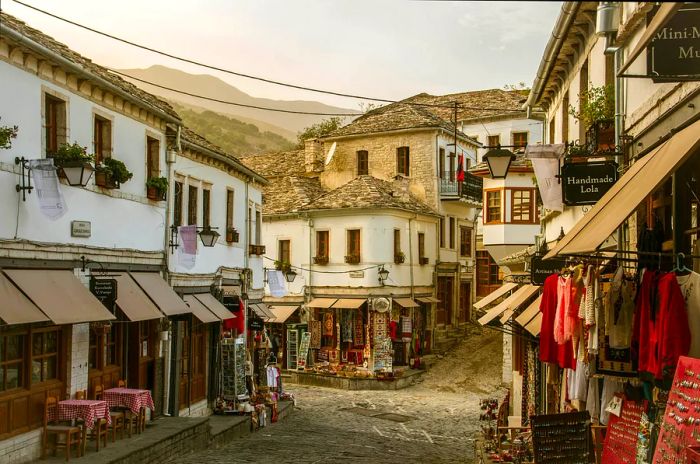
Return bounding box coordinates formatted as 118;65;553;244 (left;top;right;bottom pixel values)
175;329;504;464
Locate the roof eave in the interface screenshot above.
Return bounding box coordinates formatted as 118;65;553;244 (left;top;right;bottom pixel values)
1;24;182;126
181;139;269;185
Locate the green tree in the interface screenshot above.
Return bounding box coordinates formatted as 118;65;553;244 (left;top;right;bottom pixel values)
296;117;345;148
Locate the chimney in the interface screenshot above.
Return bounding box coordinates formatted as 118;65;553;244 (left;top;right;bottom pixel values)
304;139;323;173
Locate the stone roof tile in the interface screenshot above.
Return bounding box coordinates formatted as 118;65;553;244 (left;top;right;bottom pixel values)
0;12;179;121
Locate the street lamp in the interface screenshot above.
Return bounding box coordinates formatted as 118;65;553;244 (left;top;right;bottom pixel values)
483;147;516;179
198;227;220;247
378;266;389;285
61;162;94;187
284;268;297;283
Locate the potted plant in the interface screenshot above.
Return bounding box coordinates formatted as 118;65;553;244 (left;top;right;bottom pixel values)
158;318;171;341
569;84;615;152
419;256;429;265
146;176;168;201
394;251;405;264
274;260;291;272
96;157;133;189
344;254;360;264
313;255;329;265
53;142;95;186
226;227;240;243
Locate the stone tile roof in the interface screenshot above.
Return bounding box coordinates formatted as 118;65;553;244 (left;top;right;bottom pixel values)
263;176;326;216
325;98;469;139
0;12;179;121
239;150;306;178
404;89;528;122
300;175;438;216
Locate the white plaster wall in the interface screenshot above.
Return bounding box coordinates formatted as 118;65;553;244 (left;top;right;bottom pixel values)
169;155;262;276
461;118;543;163
0;60;167;251
263;213;437;291
543;206;589;244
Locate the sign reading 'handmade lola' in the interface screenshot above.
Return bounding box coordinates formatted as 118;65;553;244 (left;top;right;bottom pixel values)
561;161;617;206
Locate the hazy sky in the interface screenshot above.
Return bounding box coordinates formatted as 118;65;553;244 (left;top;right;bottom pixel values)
2;0;563;110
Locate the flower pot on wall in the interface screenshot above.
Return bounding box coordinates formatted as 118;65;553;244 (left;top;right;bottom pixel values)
95;169;119;189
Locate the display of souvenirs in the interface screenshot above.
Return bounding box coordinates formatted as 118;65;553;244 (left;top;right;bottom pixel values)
652;356;700;463
531;411;593;464
601;398;647;464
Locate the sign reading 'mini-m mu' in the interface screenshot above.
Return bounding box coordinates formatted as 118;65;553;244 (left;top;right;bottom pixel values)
647;6;700;81
561;161;617;206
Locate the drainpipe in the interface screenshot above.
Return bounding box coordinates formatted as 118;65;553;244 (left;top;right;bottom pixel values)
162;124;179;416
408;214;416;299
605;33;625;255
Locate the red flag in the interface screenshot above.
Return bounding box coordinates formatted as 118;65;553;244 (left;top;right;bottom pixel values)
457;152;465;182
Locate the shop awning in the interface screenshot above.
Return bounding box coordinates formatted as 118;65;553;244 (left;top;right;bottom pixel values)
268;306;298;323
524;313;543;336
194;293;234;321
416;297;441;304
3;269;115;325
393;297;420;308
515;295;543;328
307;298;337;308
473;282;518;310
618;2;683;76
111;273;164;322
545;118;700;259
129;272;190;316
477;285;538;326
0;272;49;325
498;285;541;324
250;303;274;319
183;295;219;324
332;299;366;309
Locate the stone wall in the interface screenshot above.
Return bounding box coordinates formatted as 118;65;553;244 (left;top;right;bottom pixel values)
0;430;42;464
319;130;440;210
179;398;211;418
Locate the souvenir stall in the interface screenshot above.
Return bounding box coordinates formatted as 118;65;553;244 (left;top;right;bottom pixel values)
525;246;700;464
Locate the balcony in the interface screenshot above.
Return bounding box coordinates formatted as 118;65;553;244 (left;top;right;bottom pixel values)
439;172;483;203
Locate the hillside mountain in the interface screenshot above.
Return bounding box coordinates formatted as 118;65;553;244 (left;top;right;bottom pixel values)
168;100;294;156
118;65;356;136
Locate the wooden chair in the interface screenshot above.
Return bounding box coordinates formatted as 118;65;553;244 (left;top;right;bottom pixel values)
117;379;126;388
42;396;83;461
125;407;146;435
75;387;108;453
95;384;126;441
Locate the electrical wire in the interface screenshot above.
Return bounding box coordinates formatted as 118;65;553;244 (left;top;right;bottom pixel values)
10;0;527;114
107;69;362;117
262;255;383;274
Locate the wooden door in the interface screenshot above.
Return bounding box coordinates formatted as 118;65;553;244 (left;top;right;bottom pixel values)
178;320;190;410
459;282;471;323
87;323;123;398
190;323;207;404
437;277;454;325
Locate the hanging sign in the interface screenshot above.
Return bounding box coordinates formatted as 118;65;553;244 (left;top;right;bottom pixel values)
561;161;617;206
248;316;264;330
89;277;117;309
530;254;566;285
647;7;700;82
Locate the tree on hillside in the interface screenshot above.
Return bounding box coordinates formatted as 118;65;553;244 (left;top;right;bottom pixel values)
296;116;345;148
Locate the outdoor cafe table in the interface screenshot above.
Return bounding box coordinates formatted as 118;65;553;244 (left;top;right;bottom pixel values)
103;387;155;416
52;399;112;429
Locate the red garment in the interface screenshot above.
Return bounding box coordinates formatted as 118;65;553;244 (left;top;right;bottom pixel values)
389;321;398;340
632;270;657;376
656;272;690;378
221;300;245;335
554;276;571;344
539;273;575;369
634;271;690;379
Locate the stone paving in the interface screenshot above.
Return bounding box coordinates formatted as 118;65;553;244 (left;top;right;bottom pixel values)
175;329;505;464
173;382;495;464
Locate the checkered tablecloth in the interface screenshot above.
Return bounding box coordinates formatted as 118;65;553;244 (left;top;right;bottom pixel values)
103;388;155;415
51;400;111;429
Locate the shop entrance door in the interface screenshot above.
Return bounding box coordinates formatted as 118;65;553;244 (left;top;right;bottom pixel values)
459;282;471;323
287;329;298;370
